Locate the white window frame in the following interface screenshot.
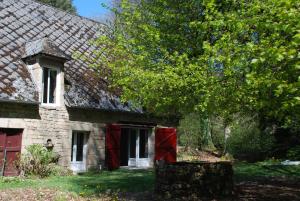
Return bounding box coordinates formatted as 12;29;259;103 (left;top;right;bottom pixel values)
71;131;89;172
127;128;150;167
41;66;61;106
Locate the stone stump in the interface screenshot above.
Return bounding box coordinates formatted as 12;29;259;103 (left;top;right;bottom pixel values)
155;161;233;200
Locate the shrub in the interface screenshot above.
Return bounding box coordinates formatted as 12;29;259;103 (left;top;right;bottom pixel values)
287;146;300;161
50;165;73;176
16;144;61;177
227;116;275;161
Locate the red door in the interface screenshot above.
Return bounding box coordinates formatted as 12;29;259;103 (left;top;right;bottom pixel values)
155;127;177;163
0;128;23;176
106;124;121;170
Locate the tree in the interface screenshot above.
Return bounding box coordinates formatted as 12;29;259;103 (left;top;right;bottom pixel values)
90;0;300;132
178;113;214;150
36;0;77;13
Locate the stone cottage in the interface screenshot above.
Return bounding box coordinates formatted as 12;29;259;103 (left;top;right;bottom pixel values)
0;0;176;176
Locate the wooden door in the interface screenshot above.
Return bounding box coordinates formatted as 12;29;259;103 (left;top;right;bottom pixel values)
155;127;177;163
106;124;121;170
0;128;23;176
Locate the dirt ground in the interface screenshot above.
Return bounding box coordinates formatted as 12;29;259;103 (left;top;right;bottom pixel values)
235;179;300;201
0;180;300;201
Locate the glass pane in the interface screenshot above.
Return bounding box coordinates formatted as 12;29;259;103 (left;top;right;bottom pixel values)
71;133;75;161
42;68;49;103
49;70;57;103
130;130;136;158
120;128;129;166
139;130;149;158
76;133;84;161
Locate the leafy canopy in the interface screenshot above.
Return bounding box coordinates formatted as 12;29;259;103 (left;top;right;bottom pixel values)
91;0;300;128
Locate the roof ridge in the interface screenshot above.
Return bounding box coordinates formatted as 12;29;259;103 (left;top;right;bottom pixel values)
28;0;107;26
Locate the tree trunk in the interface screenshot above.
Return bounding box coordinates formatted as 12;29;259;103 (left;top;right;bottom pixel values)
223;125;231;155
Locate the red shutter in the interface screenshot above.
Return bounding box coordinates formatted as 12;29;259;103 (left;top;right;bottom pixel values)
155;127;177;163
106;124;121;170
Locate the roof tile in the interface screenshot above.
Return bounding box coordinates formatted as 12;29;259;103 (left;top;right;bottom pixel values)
0;0;141;113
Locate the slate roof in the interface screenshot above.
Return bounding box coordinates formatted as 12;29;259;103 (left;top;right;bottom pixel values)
0;0;142;113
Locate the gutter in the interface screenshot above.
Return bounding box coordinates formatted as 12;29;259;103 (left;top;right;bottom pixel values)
66;104;145;115
0;98;39;105
64;101;144;115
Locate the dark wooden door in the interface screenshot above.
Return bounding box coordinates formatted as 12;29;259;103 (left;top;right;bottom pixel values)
155;127;177;163
106;124;121;170
0;128;23;176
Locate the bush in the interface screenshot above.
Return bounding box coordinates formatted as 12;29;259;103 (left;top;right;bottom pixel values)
227;116;275;161
287;146;300;161
16;144;61;177
50;165;73;176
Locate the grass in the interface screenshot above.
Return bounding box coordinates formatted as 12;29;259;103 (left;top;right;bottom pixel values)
0;169;154;196
1;161;300;197
234;160;300;182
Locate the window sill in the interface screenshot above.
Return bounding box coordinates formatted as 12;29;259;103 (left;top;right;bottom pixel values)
40;104;61;110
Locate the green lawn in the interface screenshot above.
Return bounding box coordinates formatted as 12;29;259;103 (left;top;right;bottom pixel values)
0;169;154;196
234;161;300;182
1;162;300;197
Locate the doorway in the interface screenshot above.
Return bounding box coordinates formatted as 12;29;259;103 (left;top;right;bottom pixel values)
0;128;23;176
120;128;150;167
70;131;89;172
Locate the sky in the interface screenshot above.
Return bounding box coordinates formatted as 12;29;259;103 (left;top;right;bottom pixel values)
73;0;111;19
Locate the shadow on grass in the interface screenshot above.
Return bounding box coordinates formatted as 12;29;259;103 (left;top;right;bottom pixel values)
234;162;300;182
261;165;300;176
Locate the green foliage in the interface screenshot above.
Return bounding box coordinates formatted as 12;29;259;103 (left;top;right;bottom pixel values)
36;0;77;13
286;146;300;160
0;177;26;184
227;116;275;159
210;116;226;151
89;0;300;133
16;144;62;178
178;113;214;150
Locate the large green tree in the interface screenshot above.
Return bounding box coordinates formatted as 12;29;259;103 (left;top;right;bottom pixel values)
90;0;300;131
36;0;76;13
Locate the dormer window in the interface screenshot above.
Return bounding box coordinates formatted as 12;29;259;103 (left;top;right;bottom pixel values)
22;37;71;107
42;67;59;105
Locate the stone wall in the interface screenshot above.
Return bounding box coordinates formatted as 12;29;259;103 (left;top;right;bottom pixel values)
155;161;234;200
24;106;71;166
0;102;40;119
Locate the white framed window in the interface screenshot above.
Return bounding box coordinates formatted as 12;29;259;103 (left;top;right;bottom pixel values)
124;128;150;167
42;67;60;105
71;131;89;172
